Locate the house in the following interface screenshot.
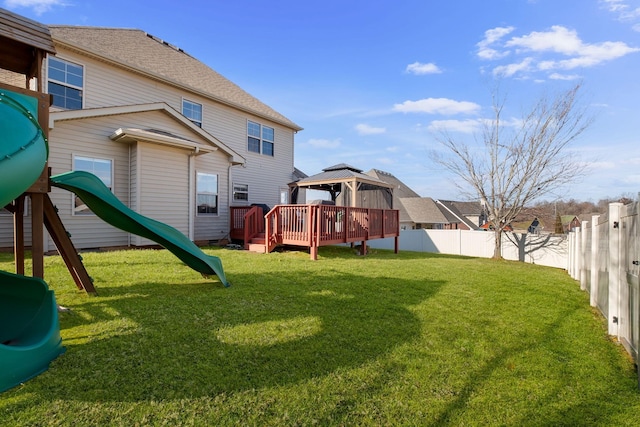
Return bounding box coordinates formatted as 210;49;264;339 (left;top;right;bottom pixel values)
398;197;464;230
365;169;483;230
1;21;302;250
561;215;581;233
436;200;485;229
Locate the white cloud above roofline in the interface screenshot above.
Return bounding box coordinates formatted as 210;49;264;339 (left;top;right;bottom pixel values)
405;62;443;75
478;24;640;79
3;0;67;15
393;98;481;115
355;123;386;135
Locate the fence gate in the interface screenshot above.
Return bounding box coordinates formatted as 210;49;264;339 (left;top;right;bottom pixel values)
621;197;640;382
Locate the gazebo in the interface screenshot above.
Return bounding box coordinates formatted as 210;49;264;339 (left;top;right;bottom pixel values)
290;163;394;209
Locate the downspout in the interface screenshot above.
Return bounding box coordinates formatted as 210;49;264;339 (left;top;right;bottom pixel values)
188;147;199;241
128;143;132;247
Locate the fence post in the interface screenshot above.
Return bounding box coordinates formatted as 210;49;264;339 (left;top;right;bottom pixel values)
590;214;600;307
567;232;573;277
580;220;589;291
572;227;581;280
608;202;623;336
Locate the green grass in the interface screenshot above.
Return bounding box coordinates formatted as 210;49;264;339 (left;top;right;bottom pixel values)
1;246;639;426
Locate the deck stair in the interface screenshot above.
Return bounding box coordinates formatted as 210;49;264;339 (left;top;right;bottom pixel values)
247;232;267;253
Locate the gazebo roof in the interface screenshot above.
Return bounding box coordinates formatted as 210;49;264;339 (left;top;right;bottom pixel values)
295;163;393;190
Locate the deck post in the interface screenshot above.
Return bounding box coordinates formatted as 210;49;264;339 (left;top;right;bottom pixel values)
12;196;25;275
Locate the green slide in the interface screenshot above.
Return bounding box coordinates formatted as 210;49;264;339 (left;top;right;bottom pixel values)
0;271;65;393
0;89;65;393
50;171;230;287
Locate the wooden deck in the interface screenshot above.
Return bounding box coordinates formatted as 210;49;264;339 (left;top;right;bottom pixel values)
230;205;399;260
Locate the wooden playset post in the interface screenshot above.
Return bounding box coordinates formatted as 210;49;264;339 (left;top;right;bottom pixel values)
1;8;96;294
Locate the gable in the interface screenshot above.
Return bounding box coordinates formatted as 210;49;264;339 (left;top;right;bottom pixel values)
50;103;245;164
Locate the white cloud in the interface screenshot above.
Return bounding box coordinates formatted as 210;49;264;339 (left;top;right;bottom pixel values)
405;62;442;75
476;26;515;60
427;119;483;134
355;123;386;135
481;25;640;78
393;98;481;115
601;0;640;21
492;57;534;77
307;138;341;149
506;26;583;55
548;72;581;80
4;0;67;15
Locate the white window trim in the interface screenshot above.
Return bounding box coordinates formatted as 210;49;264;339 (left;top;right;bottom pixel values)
196;171;219;216
233;183;249;204
247;119;275;157
46;55;85;110
182;97;203;127
71;154;114;216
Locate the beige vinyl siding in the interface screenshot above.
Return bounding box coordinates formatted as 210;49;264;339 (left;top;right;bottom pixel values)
0;202;33;248
231;118;295;208
47;109;213;249
47;116;130;249
53;47;297;209
133;143;189;246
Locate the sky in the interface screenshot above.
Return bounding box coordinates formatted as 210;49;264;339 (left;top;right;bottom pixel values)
4;0;640;203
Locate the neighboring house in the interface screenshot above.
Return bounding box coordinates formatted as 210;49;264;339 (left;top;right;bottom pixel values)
435;200;481;230
398;197;462;230
1;24;302;250
561;215;581;233
365;169;481;230
436;200;485;229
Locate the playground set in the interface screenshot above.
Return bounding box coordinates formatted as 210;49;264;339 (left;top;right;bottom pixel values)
0;10;228;393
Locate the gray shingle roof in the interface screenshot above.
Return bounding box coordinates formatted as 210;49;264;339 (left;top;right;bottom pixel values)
297;164;391;187
398;197;451;224
365;169;421;198
438;199;483;216
48;26;302;131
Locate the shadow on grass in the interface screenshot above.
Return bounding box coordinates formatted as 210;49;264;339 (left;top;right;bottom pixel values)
284;244;480;261
30;268;444;403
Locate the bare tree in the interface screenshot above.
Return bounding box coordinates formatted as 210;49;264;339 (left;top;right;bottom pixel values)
432;83;592;259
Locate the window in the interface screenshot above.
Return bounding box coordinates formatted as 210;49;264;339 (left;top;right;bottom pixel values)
182;99;202;127
48;57;83;110
280;188;289;204
247;120;274;156
73;156;112;215
233;183;249;202
197;172;218;214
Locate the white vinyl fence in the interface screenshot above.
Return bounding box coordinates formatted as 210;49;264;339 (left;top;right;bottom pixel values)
567;201;640;369
367;228;568;269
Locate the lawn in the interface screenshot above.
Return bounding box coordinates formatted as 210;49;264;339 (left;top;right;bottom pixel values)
1;246;639;426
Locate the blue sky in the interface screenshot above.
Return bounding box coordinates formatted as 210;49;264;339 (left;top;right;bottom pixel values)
5;0;640;202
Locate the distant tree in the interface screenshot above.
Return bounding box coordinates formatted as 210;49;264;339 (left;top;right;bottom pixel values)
432;83;592;259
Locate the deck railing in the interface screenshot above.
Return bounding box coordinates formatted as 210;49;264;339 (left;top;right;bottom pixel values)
232;204;399;259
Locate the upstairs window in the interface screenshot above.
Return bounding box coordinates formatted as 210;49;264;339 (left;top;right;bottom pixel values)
73;156;112;215
182;99;202;127
48;57;84;110
197;172;218;215
247;120;274;156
